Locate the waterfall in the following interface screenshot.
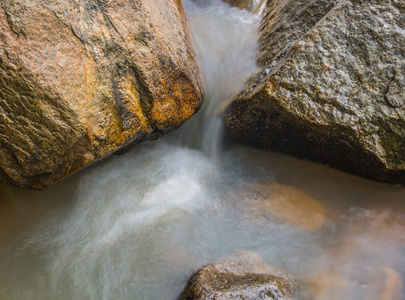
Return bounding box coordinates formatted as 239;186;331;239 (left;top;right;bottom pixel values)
176;0;259;157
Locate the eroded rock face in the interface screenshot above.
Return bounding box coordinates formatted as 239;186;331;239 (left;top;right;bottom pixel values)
0;0;203;189
225;0;405;184
179;250;299;300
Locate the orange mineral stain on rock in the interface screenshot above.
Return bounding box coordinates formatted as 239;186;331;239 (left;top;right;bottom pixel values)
0;0;203;189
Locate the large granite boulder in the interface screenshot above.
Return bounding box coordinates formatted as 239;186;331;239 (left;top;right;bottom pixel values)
179;251;299;300
225;0;405;184
0;0;203;189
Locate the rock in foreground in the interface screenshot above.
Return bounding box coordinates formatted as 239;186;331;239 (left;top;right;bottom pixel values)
179;250;299;300
0;0;203;189
225;0;405;184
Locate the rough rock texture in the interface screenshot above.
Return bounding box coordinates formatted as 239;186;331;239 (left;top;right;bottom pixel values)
179;251;299;300
0;0;203;189
225;0;405;184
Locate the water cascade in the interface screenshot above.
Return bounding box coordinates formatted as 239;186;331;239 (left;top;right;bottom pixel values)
176;0;259;157
0;0;404;299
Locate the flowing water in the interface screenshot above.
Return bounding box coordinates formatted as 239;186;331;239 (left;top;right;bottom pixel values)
1;0;405;299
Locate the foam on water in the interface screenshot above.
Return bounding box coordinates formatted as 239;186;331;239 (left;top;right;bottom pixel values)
25;144;221;299
1;145;405;299
0;1;405;300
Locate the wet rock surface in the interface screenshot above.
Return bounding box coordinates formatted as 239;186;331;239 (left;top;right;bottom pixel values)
224;0;405;184
0;0;203;189
179;250;299;300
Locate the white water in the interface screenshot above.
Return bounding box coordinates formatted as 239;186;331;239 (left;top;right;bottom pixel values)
177;0;259;156
1;1;405;299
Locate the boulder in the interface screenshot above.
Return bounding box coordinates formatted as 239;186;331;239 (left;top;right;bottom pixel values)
224;0;405;184
179;250;300;300
0;0;203;189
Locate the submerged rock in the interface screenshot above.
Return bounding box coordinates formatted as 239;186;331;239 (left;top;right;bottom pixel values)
379;268;404;300
179;250;299;300
0;0;203;189
245;182;326;231
306;211;405;299
308;262;404;300
224;0;405;184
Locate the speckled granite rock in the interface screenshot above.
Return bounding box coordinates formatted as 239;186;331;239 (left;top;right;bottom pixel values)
0;0;203;189
225;0;405;184
179;251;299;300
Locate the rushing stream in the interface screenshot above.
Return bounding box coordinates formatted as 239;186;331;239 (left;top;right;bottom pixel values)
1;0;405;299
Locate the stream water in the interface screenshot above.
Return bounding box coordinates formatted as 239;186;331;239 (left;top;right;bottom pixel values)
1;0;405;299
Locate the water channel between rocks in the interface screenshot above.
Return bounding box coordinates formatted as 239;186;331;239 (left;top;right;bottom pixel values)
1;0;405;299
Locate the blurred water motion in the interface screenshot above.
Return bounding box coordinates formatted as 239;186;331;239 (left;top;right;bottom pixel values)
0;1;404;299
